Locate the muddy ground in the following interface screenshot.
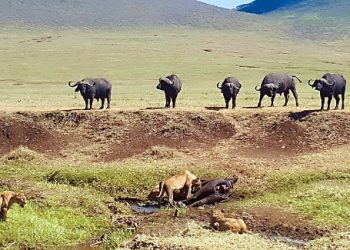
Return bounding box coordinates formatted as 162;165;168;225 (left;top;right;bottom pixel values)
1;110;350;160
1;109;349;247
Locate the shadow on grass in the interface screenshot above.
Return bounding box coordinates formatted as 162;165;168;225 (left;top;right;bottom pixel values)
61;108;85;112
205;106;227;111
142;107;168;110
242;106;260;109
288;109;320;120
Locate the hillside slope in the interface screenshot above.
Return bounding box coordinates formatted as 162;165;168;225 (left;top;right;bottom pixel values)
0;0;253;29
238;0;350;37
237;0;350;19
237;0;304;14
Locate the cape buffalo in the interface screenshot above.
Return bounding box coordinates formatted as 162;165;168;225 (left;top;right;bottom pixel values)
308;73;346;111
255;73;302;108
217;77;241;109
68;78;112;110
156;74;182;108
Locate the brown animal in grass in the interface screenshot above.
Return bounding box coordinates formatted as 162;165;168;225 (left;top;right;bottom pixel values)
210;210;250;234
0;191;27;222
156;170;201;205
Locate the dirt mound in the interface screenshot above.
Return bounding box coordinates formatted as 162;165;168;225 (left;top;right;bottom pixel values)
105;112;235;161
232;111;350;158
0;114;68;156
2;110;350;161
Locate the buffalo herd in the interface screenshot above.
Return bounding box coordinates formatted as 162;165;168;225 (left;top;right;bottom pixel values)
68;72;346;111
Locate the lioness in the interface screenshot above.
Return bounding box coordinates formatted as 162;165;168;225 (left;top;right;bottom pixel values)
0;191;27;221
157;170;201;205
210;210;250;234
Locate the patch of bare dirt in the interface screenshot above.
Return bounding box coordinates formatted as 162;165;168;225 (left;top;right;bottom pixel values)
229;207;330;241
232;111;350;159
1;110;350;161
0;114;69;156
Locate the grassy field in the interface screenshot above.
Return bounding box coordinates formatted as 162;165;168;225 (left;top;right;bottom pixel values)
1;26;350;111
0;26;350;249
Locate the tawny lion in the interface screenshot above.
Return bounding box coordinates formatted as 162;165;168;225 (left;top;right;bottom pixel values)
0;191;27;222
210;210;251;234
157;170;201;205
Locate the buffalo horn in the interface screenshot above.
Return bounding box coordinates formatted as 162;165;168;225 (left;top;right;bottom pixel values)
68;81;78;87
308;79;314;86
255;85;261;91
217;82;222;89
160;77;174;85
81;80;94;86
320;78;335;86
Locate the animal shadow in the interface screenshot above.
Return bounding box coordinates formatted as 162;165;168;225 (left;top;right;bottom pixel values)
205;106;227;111
61;108;86;112
143;107;168;110
288;109;320;120
242;106;260;109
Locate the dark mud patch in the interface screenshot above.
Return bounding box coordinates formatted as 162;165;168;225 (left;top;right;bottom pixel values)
232;207;330;241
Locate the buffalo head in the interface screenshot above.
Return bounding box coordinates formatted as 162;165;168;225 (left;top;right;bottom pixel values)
68;80;95;95
255;83;279;97
308;79;335;91
157;77;174;90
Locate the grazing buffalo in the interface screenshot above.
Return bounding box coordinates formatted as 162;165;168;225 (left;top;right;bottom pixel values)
156;74;182;108
255;73;302;108
68;78;112;110
308;73;346;111
217;77;241;109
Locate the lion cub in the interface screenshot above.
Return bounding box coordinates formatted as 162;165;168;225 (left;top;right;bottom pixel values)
0;191;27;221
210;210;250;234
157;170;201;205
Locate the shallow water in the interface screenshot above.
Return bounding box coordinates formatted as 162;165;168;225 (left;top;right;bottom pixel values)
130;204;159;214
270;235;307;247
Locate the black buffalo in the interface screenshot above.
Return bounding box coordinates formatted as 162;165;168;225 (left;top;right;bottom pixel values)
68;78;112;110
217;77;241;109
255;73;302;108
308;73;346;111
156;74;182;108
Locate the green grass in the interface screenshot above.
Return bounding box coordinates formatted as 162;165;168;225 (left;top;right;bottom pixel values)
0;204;106;249
229;171;350;227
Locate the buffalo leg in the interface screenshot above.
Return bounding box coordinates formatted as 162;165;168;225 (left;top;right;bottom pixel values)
189;194;229;207
291;87;299;107
232;96;237;109
100;98;105;109
165;93;171;108
84;97;89;110
283;91;290;107
320;94;325;111
224;96;230;109
89;99;93;110
327;96;332;111
106;90;111;109
172;95;178;108
334;94;340;110
341;93;345;109
270;94;276;107
257;93;265;108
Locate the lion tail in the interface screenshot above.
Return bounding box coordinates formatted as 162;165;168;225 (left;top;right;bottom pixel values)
156;181;165;199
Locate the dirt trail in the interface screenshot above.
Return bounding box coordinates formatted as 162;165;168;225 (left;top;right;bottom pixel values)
1;110;350;160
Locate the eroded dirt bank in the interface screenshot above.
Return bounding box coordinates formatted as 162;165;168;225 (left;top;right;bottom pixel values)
1;109;350;161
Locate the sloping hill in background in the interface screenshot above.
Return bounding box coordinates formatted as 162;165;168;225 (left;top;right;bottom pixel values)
238;0;350;37
0;0;253;29
237;0;304;14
